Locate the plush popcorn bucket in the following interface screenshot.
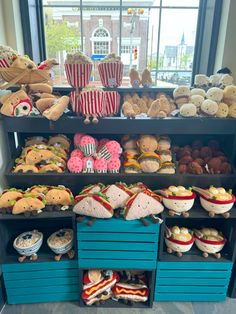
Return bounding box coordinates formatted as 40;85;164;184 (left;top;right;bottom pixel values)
103;91;120;116
79;89;105;117
70;90;80;113
98;62;124;88
81;143;96;157
65;63;92;88
0;58;10;68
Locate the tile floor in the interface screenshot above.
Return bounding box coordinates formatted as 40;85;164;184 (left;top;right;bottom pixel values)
1;299;236;314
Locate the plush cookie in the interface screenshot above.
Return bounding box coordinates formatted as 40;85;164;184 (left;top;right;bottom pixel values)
129;68;141;87
13;164;39;173
223;85;236;105
141;68;152;87
43;96;69;121
73;193;113;218
173;86;190;108
194;74;209;88
102;183;133;209
0;188;24;213
190;95;204;109
0;90;32;117
216;102;229;118
201;99;218;116
180;103;197;117
206;87;223;103
12;194;45;215
122;101;136;118
190;88;206;97
137;135;158;153
228;103;236;118
45;186;73;210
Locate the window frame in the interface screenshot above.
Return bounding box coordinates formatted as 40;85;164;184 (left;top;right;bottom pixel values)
21;0;222;87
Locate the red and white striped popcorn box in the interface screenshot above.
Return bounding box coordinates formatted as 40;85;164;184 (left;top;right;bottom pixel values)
0;58;10;68
98;62;124;88
70;91;81;114
81;143;96;157
97;145;112;161
64;63;92;88
103;91;120;116
79;89;105;117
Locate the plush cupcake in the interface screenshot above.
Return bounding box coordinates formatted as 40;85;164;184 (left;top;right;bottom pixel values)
97;140;122;161
70;149;84;159
107;158;121;173
94;158;108;173
82;157;94;173
97;138;110;152
80;135;96;157
67;157;83;173
74;133;84;148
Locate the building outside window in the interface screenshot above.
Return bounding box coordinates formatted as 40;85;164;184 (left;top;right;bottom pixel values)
42;0;200;86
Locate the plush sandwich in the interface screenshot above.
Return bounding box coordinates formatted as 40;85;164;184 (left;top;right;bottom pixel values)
45;186;74;211
12;194;46;215
82;270;119;306
80;183;105;195
0;188;24;213
73;193;113;223
102;182;134;209
123;189;164;224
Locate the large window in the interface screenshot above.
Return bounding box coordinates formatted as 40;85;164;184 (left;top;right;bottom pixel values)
41;0;201;86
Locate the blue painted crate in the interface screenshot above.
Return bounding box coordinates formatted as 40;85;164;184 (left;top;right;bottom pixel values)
77;218;160;269
154;261;233;302
3;261;79;304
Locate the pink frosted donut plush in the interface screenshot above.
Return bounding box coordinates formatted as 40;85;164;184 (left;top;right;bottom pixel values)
82;156;94;173
74;133;84;148
94;158;108;173
80;135;96;157
107;158;121;173
67;156;83;173
71;149;84;159
97;140;122;160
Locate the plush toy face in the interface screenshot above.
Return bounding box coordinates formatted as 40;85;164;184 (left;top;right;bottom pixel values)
229;103;236;118
223;85;236;103
0;90;32;117
12;197;45;214
73;196;113;218
180;103;197;117
201;99;218;116
220;74;233;86
45;189;72;206
11;56;36;69
173;86;190;98
194;74;209;86
25;149;58;165
216;103;229;118
190;95;204;108
104;185;132;209
137;135;158;153
190;88;206;97
0;190;23;208
206;87;223;102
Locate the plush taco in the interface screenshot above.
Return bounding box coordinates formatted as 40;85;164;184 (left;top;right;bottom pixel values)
165;226;195;257
157;186;196;217
73;193;113;224
45;186;74;211
25;146;66;166
102;182;134;209
26;185;49;197
13;164;39;173
39;162;65;173
192;186;235;218
0;188;24;213
12;194;46;215
25;136;48;147
123;189;164;225
48;134;71;150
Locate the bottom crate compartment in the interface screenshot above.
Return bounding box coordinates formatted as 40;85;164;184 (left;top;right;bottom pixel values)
3;260;79;304
154;261;233;302
79;269;155;308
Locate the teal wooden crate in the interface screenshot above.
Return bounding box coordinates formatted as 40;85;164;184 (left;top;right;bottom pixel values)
154;261;233;302
3;261;79;304
77;218;160;269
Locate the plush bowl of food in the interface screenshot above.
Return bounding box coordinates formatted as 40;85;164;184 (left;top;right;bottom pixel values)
193;186;235;217
47;229;73;255
165;226;195;256
13;230;43;257
194;228;226;257
159;186;196;216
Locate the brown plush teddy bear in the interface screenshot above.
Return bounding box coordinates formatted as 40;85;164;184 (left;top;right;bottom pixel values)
129;68;141;87
122;101;136;117
147;95;171;118
137;135;159;153
141;68;152;87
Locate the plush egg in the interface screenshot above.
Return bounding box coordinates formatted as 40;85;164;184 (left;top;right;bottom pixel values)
206;87;223;103
190;88;206;97
201;99;218;116
180;103;197;117
216;102;229;118
190;95;204;108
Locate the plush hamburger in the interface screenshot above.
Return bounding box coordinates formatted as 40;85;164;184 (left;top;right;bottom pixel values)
138;153;161;173
124;160;142;173
158;162;176;174
193;186;235;218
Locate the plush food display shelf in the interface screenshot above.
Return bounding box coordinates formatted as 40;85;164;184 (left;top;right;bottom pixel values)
154;261;233;302
77;218;160;270
2;115;236;134
2;260;79;304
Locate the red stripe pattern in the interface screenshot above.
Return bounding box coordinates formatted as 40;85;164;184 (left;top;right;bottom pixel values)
70;91;81;113
98;62;124;87
65;63;92;88
103;91;120;116
79;90;105;116
0;58;10;68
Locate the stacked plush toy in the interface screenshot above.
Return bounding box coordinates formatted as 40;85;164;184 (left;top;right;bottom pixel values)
0;185;74;215
67;134;122;173
122;92;176;118
122;135;175;174
174;139;232;174
82;269;149;306
12;134;70;173
129;68;153;88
